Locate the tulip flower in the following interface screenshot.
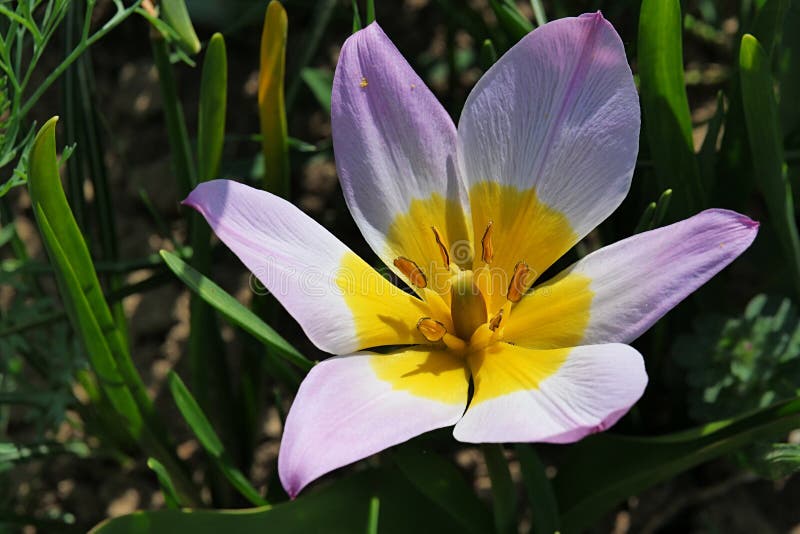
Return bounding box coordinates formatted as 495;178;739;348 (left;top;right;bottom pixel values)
185;13;758;497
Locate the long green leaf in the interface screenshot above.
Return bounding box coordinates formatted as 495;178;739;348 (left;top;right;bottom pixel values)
515;445;559;534
392;445;493;534
489;0;533;43
554;396;800;532
638;0;703;218
482;444;516;534
740;33;800;294
91;466;466;534
160;250;313;371
151;35;197;198
300;67;333;114
190;31;233;467
147;457;181;509
197;33;227;183
28;118;200;506
168;372;267;506
159;0;201;55
258;1;289;197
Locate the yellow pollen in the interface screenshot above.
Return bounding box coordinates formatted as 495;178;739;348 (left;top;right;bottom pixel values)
507;261;532;303
431;226;450;266
394;256;427;288
481;221;494;263
417;317;446;342
359;77;368;88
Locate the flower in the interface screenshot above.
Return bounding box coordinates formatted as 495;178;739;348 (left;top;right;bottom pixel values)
184;13;758;498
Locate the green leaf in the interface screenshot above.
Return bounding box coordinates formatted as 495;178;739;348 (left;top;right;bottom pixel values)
489;0;533;43
697;91;726;190
167;371;268;506
147;457;181;509
91;466;464;534
160;0;201;55
633;201;657;234
554;396;800;532
482;444;516;534
28;118;200;507
300;67;333;114
160;250;313;371
366;496;380;534
392;445;493;534
351;0;362;33
366;0;375;24
740;34;800;295
34;206;143;438
258;1;290;197
515;445;559;534
479;39;498;71
638;0;703;219
0;442;90;472
197;33;227;183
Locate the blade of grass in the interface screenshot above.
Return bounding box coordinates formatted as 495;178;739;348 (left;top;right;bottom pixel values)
258;1;289;197
365;496;380;534
639;0;704;219
285;0;337;112
147;457;181;509
160;250;312;373
489;0;533;43
28;118;199;506
150;32;197;199
515;445;559;534
740;33;800;295
167;371;268;506
482;444;516;534
159;0;201;55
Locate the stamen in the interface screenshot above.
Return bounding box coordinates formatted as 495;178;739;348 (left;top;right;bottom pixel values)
506;261;531;303
488;309;504;331
394;257;427;288
481;221;494;264
417;317;446;342
431;226;450;266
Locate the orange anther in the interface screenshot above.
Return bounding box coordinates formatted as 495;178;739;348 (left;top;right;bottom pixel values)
417;318;447;342
481;221;494;264
506;261;531;303
393;257;427;288
431;226;450;266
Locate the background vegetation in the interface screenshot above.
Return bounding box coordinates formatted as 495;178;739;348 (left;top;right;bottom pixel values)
0;0;799;532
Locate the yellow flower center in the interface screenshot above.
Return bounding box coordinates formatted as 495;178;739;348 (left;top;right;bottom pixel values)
392;222;529;356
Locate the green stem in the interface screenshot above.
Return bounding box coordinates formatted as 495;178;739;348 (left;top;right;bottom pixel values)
482;444;517;534
150;35;197;199
19;1;141;116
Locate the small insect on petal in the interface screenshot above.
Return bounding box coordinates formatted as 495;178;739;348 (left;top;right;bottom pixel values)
394;256;427;288
360;76;368;88
506;261;531;303
417;317;447;342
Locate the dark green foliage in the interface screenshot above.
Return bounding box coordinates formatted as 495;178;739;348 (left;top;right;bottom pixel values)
674;294;800;422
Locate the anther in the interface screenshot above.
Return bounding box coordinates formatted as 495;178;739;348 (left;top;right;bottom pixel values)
506;261;531;303
394;257;427;288
431;226;450;266
488;309;504;331
481;221;494;264
417;317;447;342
